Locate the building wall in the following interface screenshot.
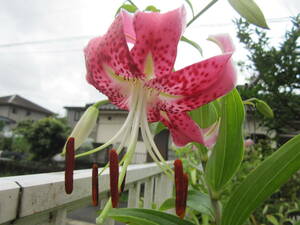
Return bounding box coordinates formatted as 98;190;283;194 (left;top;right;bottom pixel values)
0;106;9;118
65;109;84;128
0;105;49;124
96;112;148;164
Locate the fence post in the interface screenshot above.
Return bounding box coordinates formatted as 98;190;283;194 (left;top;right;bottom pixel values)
143;176;154;209
128;182;141;208
53;208;67;225
154;174;174;209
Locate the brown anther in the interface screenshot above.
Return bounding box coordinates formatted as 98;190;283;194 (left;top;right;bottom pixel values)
92;163;99;206
181;173;189;219
65;137;75;194
109;149;119;208
174;159;188;219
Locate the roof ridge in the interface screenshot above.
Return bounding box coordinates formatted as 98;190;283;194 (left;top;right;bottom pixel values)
8;94;16;103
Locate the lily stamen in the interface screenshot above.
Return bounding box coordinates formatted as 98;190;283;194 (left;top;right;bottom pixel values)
65;137;75;194
174;159;188;219
92;163;99;206
109;149;119;208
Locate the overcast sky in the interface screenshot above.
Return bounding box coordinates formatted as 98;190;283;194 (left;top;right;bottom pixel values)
0;0;299;115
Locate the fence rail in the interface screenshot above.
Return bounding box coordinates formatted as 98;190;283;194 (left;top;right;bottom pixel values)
0;162;173;225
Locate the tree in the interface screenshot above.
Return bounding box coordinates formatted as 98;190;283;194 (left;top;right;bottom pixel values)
235;15;300;140
14;117;70;160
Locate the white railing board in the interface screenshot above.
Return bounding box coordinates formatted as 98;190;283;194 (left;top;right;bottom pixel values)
0;162;171;225
0;181;20;224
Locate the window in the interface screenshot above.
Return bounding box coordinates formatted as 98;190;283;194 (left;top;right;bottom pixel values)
74;111;81;121
26;110;31;116
12;108;17;114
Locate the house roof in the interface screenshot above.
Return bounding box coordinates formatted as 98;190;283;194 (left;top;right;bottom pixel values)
65;102;127;112
0;95;54;115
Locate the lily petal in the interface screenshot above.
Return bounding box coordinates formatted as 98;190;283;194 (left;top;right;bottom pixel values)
208;33;235;53
84;13;141;109
121;10;136;44
159;111;204;146
147;53;232;96
131;7;186;78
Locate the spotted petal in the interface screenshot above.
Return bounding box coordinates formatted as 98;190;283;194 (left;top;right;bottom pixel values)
131;7;186;78
84;13;141;109
159;111;204;146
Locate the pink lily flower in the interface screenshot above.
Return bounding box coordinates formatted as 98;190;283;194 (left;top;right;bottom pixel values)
84;7;236;150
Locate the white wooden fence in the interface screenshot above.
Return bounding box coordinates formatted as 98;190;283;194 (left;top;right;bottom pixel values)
0;162;173;225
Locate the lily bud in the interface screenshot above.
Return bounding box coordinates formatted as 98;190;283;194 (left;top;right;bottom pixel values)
62;100;108;154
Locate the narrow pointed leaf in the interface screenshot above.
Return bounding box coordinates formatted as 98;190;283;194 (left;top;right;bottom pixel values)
150;121;167;135
189;101;218;128
187;190;214;216
144;5;160;12
222;134;300;225
159;197;175;211
228;0;269;29
181;36;203;56
108;208;194;225
115;4;138;16
205;89;245;193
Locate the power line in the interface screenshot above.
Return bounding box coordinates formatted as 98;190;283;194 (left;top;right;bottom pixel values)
0;35;93;48
0;17;293;49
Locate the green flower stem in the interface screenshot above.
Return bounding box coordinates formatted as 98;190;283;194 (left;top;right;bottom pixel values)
186;0;218;28
94;99;109;108
211;197;221;225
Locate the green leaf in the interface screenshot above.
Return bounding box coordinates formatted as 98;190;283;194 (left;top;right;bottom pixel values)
205;89;245;193
294;221;300;225
144;5;160;12
108;208;194;225
159;197;175;211
189;101;218;129
150;121;167;135
256;100;274;118
158;190;213;216
187;190;214;216
181;36;203;56
222;134;300;225
115;4;138;16
266;215;279;225
228;0;269;29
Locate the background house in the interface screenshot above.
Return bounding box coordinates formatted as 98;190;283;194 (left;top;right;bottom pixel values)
0;95;54;124
65;102;174;164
